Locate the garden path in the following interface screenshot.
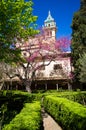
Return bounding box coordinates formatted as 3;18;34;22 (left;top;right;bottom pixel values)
42;108;63;130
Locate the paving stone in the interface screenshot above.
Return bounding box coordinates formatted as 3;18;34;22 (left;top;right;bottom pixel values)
42;108;62;130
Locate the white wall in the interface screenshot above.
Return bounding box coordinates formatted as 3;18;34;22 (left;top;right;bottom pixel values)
36;57;71;79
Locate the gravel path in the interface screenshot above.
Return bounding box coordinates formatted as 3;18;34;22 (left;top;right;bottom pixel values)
42;108;62;130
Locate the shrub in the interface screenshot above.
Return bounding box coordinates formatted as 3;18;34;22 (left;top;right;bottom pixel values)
2;101;42;130
61;92;86;105
43;96;86;130
44;91;86;105
0;90;37;128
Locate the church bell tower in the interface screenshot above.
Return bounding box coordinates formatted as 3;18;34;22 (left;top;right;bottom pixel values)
43;11;57;39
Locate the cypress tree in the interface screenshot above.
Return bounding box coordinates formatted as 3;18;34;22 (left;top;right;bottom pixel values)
71;0;86;81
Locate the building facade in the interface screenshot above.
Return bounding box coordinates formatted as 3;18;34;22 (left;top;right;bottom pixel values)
20;11;72;90
1;11;72;91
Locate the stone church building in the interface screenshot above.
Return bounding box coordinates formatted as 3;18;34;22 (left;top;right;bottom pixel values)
21;11;72;91
1;11;72;91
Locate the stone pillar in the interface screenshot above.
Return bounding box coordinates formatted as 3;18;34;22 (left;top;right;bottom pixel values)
68;83;72;90
7;84;9;90
56;84;59;91
35;83;37;89
45;83;47;90
16;85;18;90
10;79;12;90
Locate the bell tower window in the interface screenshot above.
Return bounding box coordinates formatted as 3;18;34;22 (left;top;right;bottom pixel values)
48;24;50;27
44;11;57;38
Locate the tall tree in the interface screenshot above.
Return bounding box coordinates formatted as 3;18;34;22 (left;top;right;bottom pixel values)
71;0;86;81
0;0;38;63
78;53;86;83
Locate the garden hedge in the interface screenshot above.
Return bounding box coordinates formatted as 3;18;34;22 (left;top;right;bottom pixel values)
0;90;43;126
2;101;42;130
53;91;86;105
42;91;86;105
43;96;86;130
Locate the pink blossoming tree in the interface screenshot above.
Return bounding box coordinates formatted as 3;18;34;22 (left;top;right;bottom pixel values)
15;34;71;92
1;33;71;92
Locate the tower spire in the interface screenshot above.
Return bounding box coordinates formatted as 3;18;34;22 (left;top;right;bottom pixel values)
45;10;54;23
48;10;51;16
43;11;57;39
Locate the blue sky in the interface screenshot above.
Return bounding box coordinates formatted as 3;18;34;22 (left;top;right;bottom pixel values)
32;0;80;38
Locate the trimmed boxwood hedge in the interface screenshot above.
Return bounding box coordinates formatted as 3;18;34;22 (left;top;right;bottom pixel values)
0;90;43;105
43;96;86;130
53;91;86;105
2;101;42;130
0;90;38;128
42;91;86;105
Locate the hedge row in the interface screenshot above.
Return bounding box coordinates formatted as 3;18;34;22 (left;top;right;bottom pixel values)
54;91;86;105
42;91;86;105
0;91;43;128
0;90;43;103
1;90;86;105
0;90;37;108
43;96;86;130
2;101;42;130
33;91;86;105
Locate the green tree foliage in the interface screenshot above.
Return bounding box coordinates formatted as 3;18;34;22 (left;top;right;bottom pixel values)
0;0;38;63
79;53;86;83
71;0;86;81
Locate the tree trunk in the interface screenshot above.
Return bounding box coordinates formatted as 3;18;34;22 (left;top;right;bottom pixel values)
22;79;32;93
0;82;4;90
